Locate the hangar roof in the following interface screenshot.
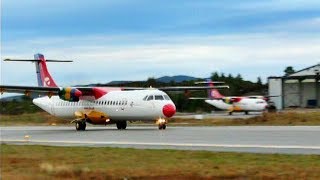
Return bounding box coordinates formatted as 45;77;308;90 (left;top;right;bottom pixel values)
284;63;320;79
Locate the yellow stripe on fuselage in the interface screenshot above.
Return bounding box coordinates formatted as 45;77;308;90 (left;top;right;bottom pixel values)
65;87;71;100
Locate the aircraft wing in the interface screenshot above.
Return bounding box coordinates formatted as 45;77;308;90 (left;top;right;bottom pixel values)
1;85;229;100
0;85;60;96
157;85;229;91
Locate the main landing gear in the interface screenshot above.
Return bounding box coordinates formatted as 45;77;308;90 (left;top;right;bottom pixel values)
75;121;86;131
116;121;127;130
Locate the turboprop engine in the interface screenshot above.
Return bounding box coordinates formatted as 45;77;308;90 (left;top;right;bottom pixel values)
58;87;82;102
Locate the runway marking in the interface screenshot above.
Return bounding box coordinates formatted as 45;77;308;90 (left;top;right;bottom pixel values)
2;139;320;150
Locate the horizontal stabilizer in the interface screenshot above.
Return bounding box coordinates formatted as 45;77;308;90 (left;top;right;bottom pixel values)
4;59;73;62
189;97;208;100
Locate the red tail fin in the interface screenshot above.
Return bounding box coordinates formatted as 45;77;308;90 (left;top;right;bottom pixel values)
208;80;224;99
34;54;58;87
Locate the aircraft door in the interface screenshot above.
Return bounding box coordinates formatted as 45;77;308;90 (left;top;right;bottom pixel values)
121;98;127;111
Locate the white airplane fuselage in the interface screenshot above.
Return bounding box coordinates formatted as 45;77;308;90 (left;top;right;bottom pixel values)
33;89;176;122
205;98;267;112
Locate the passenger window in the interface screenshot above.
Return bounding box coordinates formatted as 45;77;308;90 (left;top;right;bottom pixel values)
155;95;164;100
147;95;154;101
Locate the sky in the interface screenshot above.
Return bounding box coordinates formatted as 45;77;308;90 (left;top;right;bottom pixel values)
1;0;320;86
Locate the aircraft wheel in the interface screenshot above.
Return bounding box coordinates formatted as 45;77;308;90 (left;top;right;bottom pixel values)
122;121;127;129
245;111;249;115
116;122;121;129
76;122;81;131
76;121;86;131
116;121;127;130
81;121;86;130
158;124;166;130
229;111;233;115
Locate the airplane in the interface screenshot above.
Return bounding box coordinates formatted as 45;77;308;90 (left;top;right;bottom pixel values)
190;80;268;115
0;54;228;130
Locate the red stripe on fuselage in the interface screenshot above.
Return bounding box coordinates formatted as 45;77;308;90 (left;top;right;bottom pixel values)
92;87;122;99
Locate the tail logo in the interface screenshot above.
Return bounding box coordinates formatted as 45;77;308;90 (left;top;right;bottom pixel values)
211;90;217;97
44;77;51;86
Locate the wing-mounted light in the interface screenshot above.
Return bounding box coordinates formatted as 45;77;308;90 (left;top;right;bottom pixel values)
58;87;82;102
47;92;54;98
24;90;30;97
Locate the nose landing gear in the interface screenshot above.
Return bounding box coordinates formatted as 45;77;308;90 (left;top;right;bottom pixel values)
158;123;166;130
157;118;167;130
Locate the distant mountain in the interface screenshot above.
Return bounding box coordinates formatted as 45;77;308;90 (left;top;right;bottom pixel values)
156;75;199;83
107;81;133;85
102;75;200;85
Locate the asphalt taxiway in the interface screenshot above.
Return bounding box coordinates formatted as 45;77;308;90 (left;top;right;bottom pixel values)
1;126;320;154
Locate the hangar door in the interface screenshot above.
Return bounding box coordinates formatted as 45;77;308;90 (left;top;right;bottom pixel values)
283;82;300;107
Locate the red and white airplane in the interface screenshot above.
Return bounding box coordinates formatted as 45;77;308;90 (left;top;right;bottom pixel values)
191;81;268;115
0;54;228;130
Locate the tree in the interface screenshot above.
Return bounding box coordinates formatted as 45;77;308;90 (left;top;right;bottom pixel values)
235;74;243;81
257;77;263;86
211;72;220;81
284;66;295;76
146;77;157;87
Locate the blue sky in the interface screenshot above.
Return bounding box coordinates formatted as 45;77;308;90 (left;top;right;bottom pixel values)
1;0;320;86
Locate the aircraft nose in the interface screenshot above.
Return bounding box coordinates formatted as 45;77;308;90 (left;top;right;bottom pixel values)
162;104;176;118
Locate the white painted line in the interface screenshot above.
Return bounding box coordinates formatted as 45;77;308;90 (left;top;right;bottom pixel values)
2;139;320;150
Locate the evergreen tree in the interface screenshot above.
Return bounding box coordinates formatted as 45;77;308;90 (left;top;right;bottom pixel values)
284;66;295;76
236;74;243;81
211;72;220;81
257;77;263;86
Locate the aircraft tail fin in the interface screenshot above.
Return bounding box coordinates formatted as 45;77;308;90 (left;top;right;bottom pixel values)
4;53;72;87
195;80;224;99
207;80;224;99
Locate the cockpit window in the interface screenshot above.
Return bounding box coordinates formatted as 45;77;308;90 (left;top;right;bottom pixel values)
164;95;171;100
143;95;148;101
147;95;154;101
155;95;164;100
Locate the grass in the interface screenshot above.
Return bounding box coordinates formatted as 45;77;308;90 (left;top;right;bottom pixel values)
1;111;320;126
0;112;68;126
1;144;320;179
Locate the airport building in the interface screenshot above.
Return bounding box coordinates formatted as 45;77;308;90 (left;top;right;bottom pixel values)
268;63;320;110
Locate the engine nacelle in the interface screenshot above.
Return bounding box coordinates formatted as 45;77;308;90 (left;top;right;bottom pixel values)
58;87;82;102
74;111;109;125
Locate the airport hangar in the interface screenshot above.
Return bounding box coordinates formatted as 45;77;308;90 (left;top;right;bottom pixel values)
268;63;320;110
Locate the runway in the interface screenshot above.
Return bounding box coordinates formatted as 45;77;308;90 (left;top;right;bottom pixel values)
174;112;262;119
1;126;320;154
